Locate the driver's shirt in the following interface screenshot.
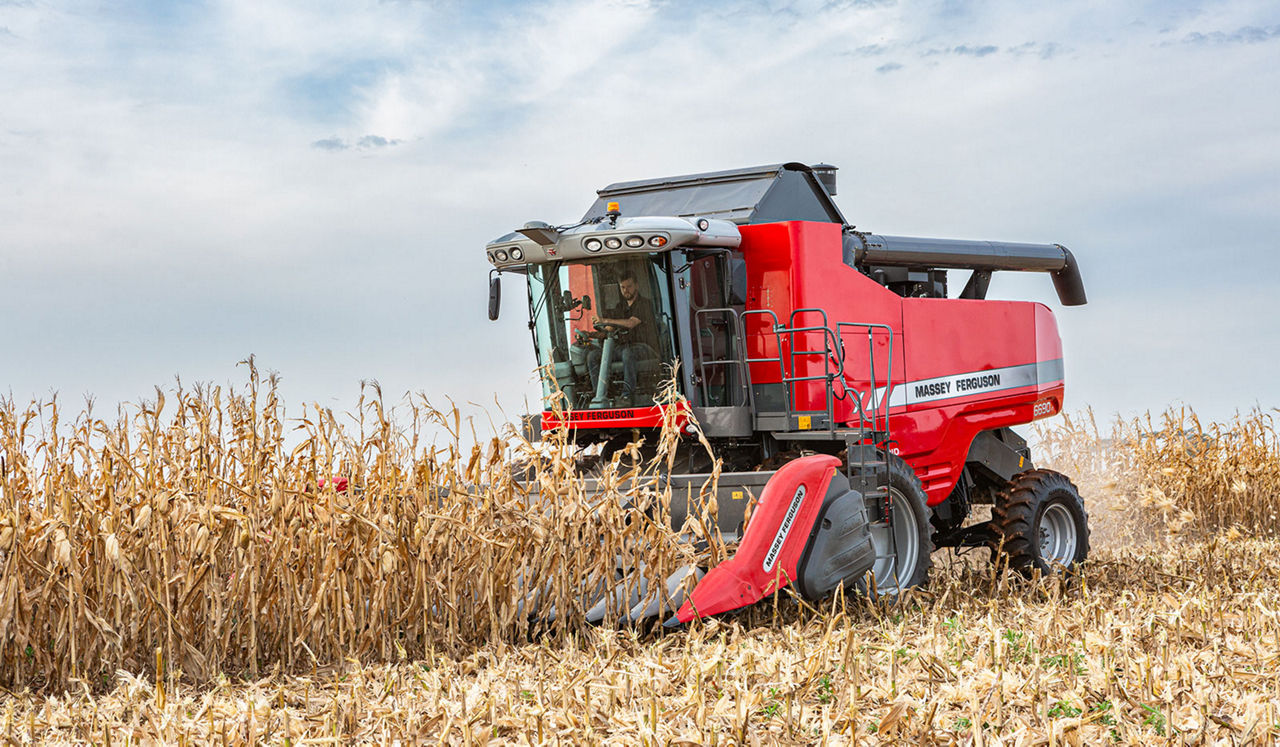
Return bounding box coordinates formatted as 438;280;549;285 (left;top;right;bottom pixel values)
607;295;658;350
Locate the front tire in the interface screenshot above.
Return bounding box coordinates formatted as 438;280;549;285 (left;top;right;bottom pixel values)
861;454;933;595
991;469;1090;576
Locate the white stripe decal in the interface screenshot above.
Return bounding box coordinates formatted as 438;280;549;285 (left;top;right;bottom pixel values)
763;483;807;573
868;358;1063;410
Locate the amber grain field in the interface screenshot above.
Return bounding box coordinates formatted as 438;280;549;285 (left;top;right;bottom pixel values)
1;367;1279;744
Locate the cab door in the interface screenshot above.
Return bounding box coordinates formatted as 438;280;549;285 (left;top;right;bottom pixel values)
687;251;748;408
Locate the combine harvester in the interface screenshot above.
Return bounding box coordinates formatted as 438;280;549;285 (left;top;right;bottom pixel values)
483;162;1089;624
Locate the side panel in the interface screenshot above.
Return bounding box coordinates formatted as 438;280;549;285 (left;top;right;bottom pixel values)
740;223;795;386
792;223;907;427
891;298;1066;503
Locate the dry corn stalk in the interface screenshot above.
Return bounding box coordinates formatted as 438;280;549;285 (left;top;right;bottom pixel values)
0;360;722;690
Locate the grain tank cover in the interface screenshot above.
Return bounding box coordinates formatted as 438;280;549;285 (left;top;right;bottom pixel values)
583;162;846;225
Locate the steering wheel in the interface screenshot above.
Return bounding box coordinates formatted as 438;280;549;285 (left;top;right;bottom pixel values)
593;321;619;333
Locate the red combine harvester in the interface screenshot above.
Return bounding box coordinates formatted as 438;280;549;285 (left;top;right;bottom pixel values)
484;163;1089;624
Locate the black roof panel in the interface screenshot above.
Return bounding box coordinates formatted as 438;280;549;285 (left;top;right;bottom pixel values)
582;162;846;225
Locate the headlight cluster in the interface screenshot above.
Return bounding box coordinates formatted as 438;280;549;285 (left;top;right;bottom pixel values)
487;245;525;263
488;231;672;264
589;234;669;252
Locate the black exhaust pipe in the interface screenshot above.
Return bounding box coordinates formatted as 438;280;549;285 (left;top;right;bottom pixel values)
845;233;1087;306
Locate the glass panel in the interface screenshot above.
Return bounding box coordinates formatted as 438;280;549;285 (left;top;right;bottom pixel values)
688;253;745;407
528;254;677;410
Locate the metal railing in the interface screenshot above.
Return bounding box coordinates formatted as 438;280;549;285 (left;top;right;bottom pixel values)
835;321;895;438
739;308;791;419
691;305;896;442
782;308;846;433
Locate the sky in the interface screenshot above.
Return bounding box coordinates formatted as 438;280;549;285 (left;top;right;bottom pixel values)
2;0;1278;429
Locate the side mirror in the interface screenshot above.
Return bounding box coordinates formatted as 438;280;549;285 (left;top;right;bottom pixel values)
488;274;501;321
580;295;591;311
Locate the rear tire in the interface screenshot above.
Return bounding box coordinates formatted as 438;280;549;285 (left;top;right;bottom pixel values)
991;469;1090;576
861;454;933;596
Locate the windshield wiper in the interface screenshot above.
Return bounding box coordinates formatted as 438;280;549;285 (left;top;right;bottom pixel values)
529;261;563;326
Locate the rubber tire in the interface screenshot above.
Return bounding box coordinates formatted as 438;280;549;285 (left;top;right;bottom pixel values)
860;454;933;595
990;469;1090;577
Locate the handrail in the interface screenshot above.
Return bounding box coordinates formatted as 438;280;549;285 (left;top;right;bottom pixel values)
789;309;845;379
782;308;845;431
693;307;751;408
710;306;895;443
740;309;792;417
835;321;895;437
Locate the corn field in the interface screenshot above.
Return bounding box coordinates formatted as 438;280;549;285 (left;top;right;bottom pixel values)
1034;406;1280;540
0;361;723;693
2;369;1280;743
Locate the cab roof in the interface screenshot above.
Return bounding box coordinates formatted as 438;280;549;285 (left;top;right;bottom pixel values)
582;162;846;226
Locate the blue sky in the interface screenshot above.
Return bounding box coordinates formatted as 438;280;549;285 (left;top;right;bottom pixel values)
2;0;1278;425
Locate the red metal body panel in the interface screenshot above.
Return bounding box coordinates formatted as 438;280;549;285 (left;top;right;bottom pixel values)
675;454;840;623
891;299;1064;502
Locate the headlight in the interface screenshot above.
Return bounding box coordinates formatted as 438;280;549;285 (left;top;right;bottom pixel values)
604;237;622;250
648;235;668;247
584;238;603;252
509;247;524;261
696;218;710;231
624;235;644;248
495;249;509;262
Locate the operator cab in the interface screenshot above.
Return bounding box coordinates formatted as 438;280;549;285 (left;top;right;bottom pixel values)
485;211;741;414
483;163;862;433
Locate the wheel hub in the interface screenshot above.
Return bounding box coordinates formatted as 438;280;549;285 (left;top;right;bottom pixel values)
1038;502;1078;566
868;486;920;593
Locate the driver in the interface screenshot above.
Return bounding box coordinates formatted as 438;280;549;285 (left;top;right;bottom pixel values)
586;269;659;405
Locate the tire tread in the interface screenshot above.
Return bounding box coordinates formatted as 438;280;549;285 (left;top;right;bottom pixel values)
990;468;1090;576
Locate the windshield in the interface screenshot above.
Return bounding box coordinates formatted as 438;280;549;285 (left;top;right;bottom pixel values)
528;254;677;410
